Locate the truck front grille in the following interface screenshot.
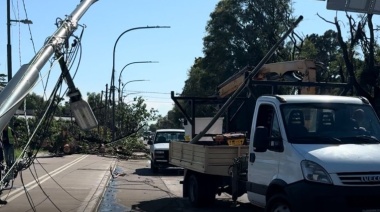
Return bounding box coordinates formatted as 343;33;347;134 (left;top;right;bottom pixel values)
337;172;380;185
155;150;169;160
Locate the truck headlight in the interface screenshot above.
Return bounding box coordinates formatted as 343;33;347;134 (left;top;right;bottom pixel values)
155;150;165;154
301;160;332;184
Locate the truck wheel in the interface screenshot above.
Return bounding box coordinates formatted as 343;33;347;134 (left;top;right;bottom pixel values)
266;193;291;212
150;160;158;173
188;174;202;207
188;174;215;207
204;181;216;204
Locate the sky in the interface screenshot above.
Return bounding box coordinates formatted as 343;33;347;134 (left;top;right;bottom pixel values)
0;0;377;118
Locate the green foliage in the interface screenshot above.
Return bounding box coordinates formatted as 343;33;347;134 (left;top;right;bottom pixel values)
148;124;157;132
168;0;292;121
85;92;158;143
123;136;146;153
12;88;157;155
19;93;44;110
183;0;293;98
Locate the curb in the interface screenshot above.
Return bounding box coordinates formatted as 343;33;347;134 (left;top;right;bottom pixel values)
92;158;118;212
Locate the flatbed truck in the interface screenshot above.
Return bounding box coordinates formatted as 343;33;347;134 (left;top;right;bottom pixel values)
169;56;380;212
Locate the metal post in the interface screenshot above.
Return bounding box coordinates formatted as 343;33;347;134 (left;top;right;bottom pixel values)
120;79;148;101
117;61;157;102
105;84;108;140
110;26;170;143
7;1;32;82
7;0;11;82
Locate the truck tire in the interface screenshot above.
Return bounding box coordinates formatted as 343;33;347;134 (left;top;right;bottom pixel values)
266;193;291;212
188;174;216;207
150;160;158;173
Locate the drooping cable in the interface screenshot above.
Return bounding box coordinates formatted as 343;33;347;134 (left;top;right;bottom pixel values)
28;164;62;212
0;61;62;186
21;0;36;54
34;158;84;202
20;171;37;212
0;9;89;209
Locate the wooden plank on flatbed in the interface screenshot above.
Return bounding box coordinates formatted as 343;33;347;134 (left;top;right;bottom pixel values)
169;142;249;176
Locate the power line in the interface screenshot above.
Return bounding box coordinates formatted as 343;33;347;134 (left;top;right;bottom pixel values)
124;90;172;95
138;95;172;99
123;95;172;100
144;100;173;104
21;0;36;53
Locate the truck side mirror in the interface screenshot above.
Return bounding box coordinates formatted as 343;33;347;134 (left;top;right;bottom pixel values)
253;126;269;152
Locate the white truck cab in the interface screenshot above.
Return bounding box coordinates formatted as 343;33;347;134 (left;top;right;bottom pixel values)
148;129;185;173
248;95;380;211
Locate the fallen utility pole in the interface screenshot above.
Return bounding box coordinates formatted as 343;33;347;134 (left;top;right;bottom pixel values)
0;0;98;131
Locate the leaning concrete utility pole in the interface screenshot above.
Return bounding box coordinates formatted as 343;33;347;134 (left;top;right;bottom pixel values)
0;0;98;131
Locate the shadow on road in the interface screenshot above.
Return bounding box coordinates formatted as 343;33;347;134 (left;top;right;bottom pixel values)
134;168;184;177
131;197;261;212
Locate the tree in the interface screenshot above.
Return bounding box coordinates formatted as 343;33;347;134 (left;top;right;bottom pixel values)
150;108;183;130
19;93;44;112
85;92;157;143
117;96;157;137
316;13;380;114
183;0;293;97
165;0;293;127
296;30;342;84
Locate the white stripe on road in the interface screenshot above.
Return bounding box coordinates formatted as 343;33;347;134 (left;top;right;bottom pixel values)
1;154;89;203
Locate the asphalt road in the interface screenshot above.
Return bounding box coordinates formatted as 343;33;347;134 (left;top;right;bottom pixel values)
0;154;115;212
98;158;262;212
0;149;260;212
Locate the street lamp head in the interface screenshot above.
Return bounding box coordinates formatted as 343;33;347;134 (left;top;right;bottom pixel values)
148;25;171;29
122;79;150;88
118;61;159;82
20;19;33;24
10;19;33;24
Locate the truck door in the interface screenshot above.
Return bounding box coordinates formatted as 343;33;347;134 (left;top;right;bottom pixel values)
247;103;282;207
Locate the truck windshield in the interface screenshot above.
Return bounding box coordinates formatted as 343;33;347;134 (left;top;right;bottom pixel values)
154;132;185;144
281;103;380;144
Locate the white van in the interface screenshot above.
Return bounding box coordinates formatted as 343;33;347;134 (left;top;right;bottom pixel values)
248;95;380;211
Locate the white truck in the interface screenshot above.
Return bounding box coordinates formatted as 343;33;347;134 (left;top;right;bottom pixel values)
168;52;380;212
169;16;380;211
148;129;185;173
170;94;380;212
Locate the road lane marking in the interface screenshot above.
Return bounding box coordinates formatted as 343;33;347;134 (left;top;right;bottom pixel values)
1;154;89;202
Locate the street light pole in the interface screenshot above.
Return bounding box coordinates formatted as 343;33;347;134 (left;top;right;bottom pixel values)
110;25;170;143
6;0;10;82
118;80;148;138
7;0;33;82
121;79;149;102
118;61;158;102
122;92;142;102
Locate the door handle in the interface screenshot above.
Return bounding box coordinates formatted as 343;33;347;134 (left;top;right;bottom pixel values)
249;153;256;163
